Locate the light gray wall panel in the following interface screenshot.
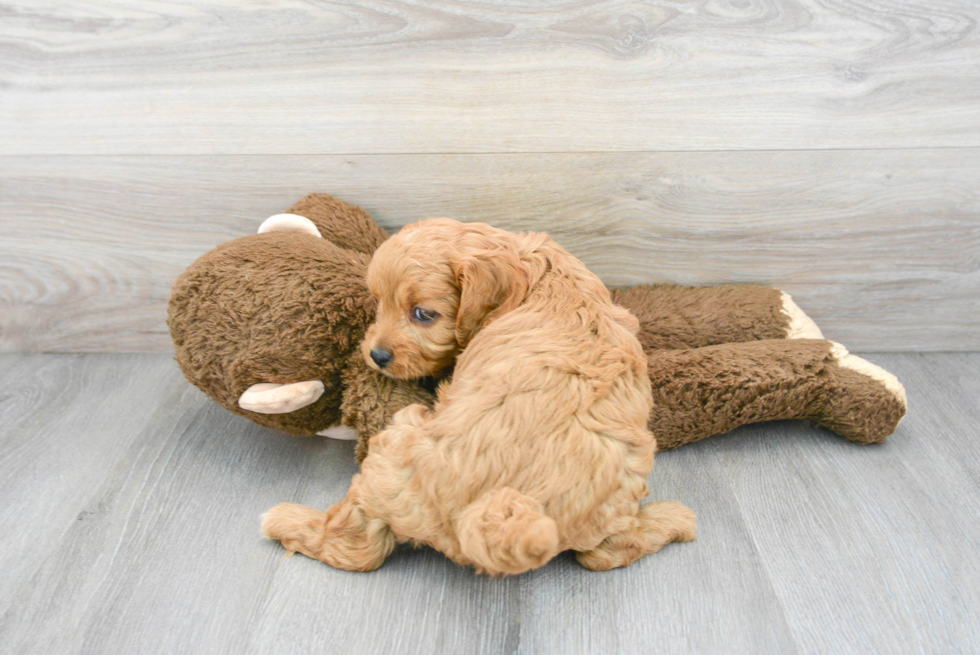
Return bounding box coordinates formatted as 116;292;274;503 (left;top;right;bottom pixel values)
1;151;976;352
1;1;979;154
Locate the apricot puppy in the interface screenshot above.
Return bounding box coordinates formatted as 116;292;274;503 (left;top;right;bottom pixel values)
263;219;695;575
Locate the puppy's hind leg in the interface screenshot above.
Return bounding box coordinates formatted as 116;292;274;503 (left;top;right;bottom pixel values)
457;487;560;576
577;501;696;571
262;497;395;572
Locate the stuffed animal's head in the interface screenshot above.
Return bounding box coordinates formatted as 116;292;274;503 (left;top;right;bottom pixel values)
167;194;387;437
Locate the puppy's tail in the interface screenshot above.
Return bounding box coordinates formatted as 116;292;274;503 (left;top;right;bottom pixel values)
457;487;560;577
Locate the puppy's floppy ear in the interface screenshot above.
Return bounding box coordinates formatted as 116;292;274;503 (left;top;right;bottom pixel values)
452;248;529;347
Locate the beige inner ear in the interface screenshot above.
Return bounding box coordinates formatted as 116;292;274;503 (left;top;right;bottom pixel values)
238;380;325;414
257;213;322;238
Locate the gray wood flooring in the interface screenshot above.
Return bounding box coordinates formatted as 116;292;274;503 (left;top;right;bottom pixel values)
0;352;977;655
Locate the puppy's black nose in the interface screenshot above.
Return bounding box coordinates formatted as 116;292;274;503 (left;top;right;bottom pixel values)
370;347;394;369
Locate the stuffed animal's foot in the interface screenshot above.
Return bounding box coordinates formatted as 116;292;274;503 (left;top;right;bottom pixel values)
261;500;395;571
780;292;824;339
576;501;696;571
815;343;907;444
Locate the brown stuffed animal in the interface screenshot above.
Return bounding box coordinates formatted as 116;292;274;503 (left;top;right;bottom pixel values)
167;194;906;460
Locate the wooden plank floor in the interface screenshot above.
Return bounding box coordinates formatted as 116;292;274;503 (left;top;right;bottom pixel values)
0;352;977;655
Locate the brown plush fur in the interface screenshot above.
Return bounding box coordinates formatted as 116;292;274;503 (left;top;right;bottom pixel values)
340;350;435;461
167;194;436;441
644;338;906;449
168;193;906;459
286;193;389;255
168;231;375;434
263;219;696;575
612;284;789;350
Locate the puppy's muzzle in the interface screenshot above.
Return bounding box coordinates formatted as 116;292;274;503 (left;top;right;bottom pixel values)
370;347;394;369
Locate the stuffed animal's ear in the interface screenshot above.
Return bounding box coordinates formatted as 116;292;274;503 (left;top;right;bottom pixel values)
257;214;323;238
238;380;324;414
452;249;529;347
286;193;388;255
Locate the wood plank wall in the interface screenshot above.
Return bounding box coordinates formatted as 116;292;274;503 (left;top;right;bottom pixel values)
1;1;978;352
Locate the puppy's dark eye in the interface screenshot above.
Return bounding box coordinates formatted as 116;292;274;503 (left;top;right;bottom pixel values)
411;307;438;324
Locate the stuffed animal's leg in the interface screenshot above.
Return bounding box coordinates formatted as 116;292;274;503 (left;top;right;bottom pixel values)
576;501;697;571
261;495;395;572
611;284;822;350
456;487;560;577
648;339;907;450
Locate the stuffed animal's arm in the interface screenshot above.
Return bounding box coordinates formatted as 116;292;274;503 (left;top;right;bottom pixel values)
647;339;906;449
611;284;823;350
340;351;437;461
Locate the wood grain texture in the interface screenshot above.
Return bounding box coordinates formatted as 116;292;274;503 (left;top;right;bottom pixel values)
2;151;977;352
712;352;980;654
0;353;977;654
1;0;979;154
0;355;189;618
517;447;799;655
